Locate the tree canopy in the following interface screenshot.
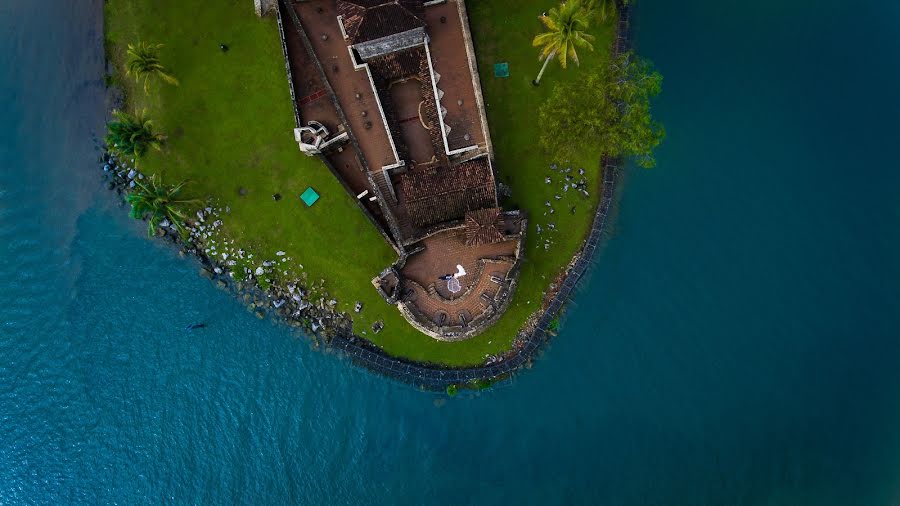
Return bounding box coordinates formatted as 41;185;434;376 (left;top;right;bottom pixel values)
126;41;179;93
105;109;166;158
539;51;665;168
125;174;196;238
583;0;615;23
532;0;595;84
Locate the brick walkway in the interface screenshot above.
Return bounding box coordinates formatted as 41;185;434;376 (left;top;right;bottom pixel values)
401;228;516;326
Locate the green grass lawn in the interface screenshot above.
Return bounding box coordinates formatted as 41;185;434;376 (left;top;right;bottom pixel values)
105;0;613;366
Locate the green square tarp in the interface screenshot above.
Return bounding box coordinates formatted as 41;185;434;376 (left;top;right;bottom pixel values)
493;62;509;78
300;187;319;207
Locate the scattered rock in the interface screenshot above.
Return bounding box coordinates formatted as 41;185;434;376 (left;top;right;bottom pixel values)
238;187;248;196
354;301;363;313
255;310;265;319
255;266;264;276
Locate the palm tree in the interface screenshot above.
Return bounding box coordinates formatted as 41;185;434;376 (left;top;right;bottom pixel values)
532;0;595;86
105;109;166;158
125;174;197;238
126;42;179;92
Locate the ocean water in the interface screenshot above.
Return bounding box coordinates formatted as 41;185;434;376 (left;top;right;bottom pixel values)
2;0;900;504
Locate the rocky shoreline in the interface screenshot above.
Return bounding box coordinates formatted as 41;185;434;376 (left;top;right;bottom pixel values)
98;152;359;346
100;0;632;392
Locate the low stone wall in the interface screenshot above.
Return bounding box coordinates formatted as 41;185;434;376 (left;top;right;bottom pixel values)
274;3;301;128
454;0;494;158
254;0;276;18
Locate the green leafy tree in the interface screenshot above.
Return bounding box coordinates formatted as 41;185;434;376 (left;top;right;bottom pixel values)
583;0;615;23
539;51;664;167
125;174;197;238
126;42;179;92
532;0;595;85
105;109;166;158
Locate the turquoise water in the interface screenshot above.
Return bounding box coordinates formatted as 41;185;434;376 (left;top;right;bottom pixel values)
3;0;900;503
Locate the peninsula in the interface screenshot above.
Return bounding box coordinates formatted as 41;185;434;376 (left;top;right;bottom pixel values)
102;0;660;386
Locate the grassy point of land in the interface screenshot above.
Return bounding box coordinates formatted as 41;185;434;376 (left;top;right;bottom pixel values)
105;0;614;366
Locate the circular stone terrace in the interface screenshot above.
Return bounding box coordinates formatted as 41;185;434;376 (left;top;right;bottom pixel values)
376;209;525;341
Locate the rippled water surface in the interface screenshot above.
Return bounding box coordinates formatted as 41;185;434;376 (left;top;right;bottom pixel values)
2;0;900;503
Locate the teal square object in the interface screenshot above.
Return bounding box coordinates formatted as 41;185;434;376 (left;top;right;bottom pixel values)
300;187;319;207
494;62;509;78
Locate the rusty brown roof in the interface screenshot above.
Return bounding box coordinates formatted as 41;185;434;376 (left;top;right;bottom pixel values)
400;158;497;227
367;46;427;81
464;208;505;246
338;0;425;45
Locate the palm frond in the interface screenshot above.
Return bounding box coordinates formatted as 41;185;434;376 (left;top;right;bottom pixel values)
533;0;596;81
125;41;178;93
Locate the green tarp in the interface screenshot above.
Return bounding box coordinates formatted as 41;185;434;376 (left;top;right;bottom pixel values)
300;187;319;207
493;62;509;78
